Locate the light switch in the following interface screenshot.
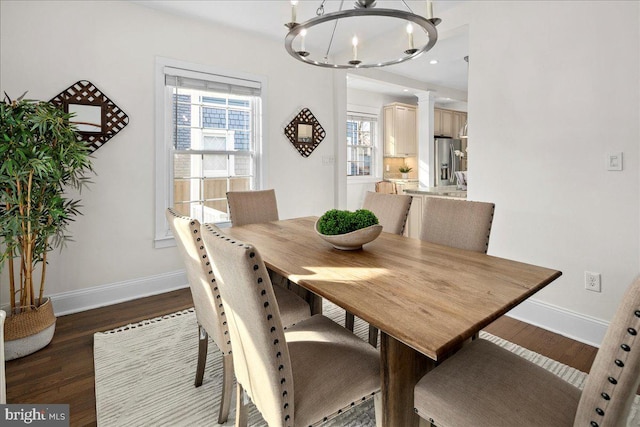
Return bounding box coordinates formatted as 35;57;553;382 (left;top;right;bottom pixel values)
607;152;623;171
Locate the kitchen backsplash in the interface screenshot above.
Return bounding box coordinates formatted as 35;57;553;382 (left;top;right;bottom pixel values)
383;156;418;180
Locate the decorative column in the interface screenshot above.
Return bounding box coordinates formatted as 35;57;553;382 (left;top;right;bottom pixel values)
417;92;435;188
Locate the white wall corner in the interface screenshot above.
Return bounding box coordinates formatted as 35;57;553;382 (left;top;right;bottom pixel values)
507;297;608;348
48;271;189;316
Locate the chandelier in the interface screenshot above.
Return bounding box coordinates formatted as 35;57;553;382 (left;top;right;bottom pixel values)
284;0;441;69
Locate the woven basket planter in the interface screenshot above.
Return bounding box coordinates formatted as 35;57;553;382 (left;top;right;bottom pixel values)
4;298;56;361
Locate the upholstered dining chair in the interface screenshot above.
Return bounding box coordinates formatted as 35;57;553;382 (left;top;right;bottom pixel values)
414;276;640;427
201;224;382;427
363;191;413;235
227;189;279;226
345;191;413;346
375;180;396;194
419;197;495;254
165;208;311;424
227;189;321;315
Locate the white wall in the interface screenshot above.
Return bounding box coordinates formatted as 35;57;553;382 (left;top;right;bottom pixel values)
0;1;338;302
468;1;640;324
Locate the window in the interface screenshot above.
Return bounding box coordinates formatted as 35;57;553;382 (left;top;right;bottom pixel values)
155;59;266;247
347;114;377;177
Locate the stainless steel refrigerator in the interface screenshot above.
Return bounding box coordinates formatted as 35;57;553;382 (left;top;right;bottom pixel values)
434;138;462;186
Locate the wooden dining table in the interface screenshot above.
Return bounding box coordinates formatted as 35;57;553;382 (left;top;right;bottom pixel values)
225;216;562;427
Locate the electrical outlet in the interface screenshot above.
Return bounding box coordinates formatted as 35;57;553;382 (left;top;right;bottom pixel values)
585;271;601;292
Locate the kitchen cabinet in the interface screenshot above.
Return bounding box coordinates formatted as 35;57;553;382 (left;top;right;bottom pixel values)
384;103;417;157
452;111;467;139
434;108;466;138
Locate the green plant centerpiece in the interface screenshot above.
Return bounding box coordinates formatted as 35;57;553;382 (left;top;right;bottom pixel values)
315;209;383;250
398;165;412;173
0;93;93;359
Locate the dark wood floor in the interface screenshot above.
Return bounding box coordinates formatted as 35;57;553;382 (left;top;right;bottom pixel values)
5;288;598;427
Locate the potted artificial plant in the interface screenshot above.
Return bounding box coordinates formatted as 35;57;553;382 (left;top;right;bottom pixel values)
0;93;93;359
399;164;412;179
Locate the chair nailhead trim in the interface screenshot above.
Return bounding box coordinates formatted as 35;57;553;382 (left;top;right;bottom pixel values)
615;359;624;367
635;310;640;317
628;327;637;336
595;408;605;416
608;376;617;385
590;421;599;427
621;343;631;352
601;392;610;400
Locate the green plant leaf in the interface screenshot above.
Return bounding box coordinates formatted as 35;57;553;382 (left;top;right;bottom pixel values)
317;209;379;235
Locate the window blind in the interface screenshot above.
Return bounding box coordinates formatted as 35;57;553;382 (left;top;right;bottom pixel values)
164;66;261;97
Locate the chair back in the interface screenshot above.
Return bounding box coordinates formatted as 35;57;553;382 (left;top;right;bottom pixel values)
573;277;640;427
227;189;279;226
201;224;295;427
362;191;413;235
165;208;231;355
420;197;495;253
375;181;396;194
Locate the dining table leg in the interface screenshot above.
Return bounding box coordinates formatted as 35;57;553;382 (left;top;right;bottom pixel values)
380;332;435;427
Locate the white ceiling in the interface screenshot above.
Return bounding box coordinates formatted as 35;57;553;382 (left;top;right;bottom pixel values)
132;0;469;101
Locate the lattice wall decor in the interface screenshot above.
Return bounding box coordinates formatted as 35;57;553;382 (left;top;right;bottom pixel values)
50;80;129;152
284;108;326;158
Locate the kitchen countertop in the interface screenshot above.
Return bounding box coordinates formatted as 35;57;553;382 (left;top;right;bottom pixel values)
404;185;467;199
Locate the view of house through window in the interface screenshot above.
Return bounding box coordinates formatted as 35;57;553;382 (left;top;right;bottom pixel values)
347;114;377;177
169;82;261;224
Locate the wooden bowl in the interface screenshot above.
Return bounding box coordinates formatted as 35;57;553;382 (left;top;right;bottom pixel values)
315;220;383;251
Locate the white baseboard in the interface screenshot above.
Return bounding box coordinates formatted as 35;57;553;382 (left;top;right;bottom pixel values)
506;298;608;348
49;270;189;316
6;270;607;348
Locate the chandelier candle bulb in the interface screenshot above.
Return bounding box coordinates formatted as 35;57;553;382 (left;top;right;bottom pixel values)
352;35;359;60
426;0;433;19
300;28;306;51
406;23;414;49
291;0;298;23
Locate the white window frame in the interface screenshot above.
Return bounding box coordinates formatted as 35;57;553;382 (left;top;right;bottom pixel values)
346;105;382;183
154;57;268;248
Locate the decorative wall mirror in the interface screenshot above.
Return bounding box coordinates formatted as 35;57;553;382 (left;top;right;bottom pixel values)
50;80;129;152
284;108;326;157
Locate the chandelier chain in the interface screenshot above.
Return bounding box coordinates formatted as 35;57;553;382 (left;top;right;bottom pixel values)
400;0;414;13
323;0;345;62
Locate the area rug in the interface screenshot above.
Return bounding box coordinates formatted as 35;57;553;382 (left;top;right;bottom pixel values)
94;302;640;427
